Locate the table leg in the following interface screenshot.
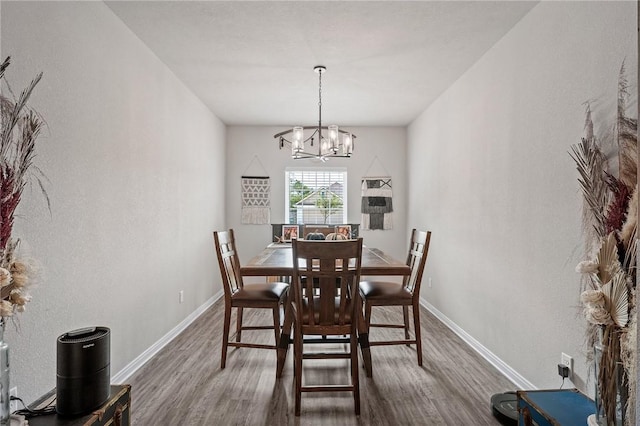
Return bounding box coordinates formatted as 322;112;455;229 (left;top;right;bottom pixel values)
276;294;294;378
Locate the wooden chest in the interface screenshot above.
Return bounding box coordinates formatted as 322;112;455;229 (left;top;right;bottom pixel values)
517;389;595;426
28;384;130;426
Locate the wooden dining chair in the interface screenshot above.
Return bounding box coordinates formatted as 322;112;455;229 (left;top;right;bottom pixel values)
359;229;431;366
213;229;289;369
290;238;364;416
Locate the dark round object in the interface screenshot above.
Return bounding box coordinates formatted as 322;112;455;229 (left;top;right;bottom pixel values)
57;326;111;417
306;232;326;240
491;392;518;426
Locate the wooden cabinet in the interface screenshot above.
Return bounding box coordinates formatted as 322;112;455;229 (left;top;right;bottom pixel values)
517;389;595;426
28;384;130;426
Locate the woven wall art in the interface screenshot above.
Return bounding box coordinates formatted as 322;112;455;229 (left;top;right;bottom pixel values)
241;176;270;224
361;177;393;230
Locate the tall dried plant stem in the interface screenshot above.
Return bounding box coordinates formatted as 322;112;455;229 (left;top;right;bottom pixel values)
598;325;624;424
0;58;9;80
616;60;638;190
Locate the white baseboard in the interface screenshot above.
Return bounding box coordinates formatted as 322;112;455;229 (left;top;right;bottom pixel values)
420;297;536;391
111;291;532;389
112;291;223;384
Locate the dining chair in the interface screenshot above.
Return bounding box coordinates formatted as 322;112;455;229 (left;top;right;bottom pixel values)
213;229;289;369
358;229;431;366
290;238;364;416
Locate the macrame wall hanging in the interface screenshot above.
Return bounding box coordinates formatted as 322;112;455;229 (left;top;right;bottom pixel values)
361;176;393;230
241;156;270;225
361;156;393;230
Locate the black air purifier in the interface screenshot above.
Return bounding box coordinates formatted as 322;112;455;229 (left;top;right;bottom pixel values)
56;326;110;416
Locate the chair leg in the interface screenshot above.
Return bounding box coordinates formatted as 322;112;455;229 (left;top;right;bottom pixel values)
359;298;373;377
403;305;410;346
236;307;243;343
351;327;360;415
413;302;423;366
294;323;303;416
364;302;372;332
272;305;281;345
221;303;232;369
277;296;294;378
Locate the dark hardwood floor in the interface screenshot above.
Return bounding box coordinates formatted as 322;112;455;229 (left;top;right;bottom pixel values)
127;298;514;425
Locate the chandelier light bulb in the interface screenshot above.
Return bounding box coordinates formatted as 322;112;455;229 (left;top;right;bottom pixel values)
328;125;339;153
343;133;353;155
321;137;330;155
292;126;304;151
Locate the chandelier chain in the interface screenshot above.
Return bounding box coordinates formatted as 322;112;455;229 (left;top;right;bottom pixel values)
318;69;322;130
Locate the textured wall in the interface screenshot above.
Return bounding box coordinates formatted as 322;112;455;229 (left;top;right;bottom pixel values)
226;126;408;265
1;1;226;403
408;1;637;392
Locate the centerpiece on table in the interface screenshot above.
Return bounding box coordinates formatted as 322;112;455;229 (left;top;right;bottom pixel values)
0;56;47;425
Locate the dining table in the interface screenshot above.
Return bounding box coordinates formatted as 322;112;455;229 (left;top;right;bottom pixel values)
241;242;411;378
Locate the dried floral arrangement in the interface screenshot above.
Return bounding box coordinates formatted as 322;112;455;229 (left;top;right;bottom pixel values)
0;56;47;322
570;61;637;426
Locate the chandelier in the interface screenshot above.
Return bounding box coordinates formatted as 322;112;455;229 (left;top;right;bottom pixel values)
274;66;356;160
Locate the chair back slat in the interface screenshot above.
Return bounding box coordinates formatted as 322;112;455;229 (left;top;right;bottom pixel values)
403;230;432;294
292;239;363;328
213;230;244;298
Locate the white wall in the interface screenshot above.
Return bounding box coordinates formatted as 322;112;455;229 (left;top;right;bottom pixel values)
1;2;226;403
226;126;408;264
408;1;637;392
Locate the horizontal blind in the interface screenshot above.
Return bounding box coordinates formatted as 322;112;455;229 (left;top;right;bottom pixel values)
286;169;347;224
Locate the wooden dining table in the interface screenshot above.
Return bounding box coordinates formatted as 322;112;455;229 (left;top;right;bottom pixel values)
241;243;411;378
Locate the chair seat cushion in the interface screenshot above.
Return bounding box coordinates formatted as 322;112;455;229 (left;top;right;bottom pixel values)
233;282;289;301
301;297;353;324
359;280;413;301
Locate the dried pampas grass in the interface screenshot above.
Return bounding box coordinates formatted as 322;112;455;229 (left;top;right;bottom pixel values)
616;60;637;189
576;260;599;274
619;186;637;276
620;302;636;425
619;186;637;248
618;130;637;189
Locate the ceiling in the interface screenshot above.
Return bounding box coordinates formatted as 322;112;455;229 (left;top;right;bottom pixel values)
105;1;538;127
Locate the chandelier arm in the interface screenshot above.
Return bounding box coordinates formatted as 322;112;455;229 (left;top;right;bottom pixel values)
274;126;356;139
273;126;321;139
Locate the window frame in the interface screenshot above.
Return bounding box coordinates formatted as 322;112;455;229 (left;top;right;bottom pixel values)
284;167;348;225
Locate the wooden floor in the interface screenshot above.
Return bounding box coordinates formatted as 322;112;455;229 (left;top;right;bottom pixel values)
127;298;514;425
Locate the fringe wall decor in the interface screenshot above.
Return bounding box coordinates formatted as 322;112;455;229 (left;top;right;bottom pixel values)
241;176;270;225
361;177;393;230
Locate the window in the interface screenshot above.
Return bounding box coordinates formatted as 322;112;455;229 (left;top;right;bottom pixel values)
285;168;347;225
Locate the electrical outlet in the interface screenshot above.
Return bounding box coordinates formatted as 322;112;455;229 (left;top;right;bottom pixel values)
561;353;573;377
179;290;184;304
428;277;432;288
9;387;17;413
